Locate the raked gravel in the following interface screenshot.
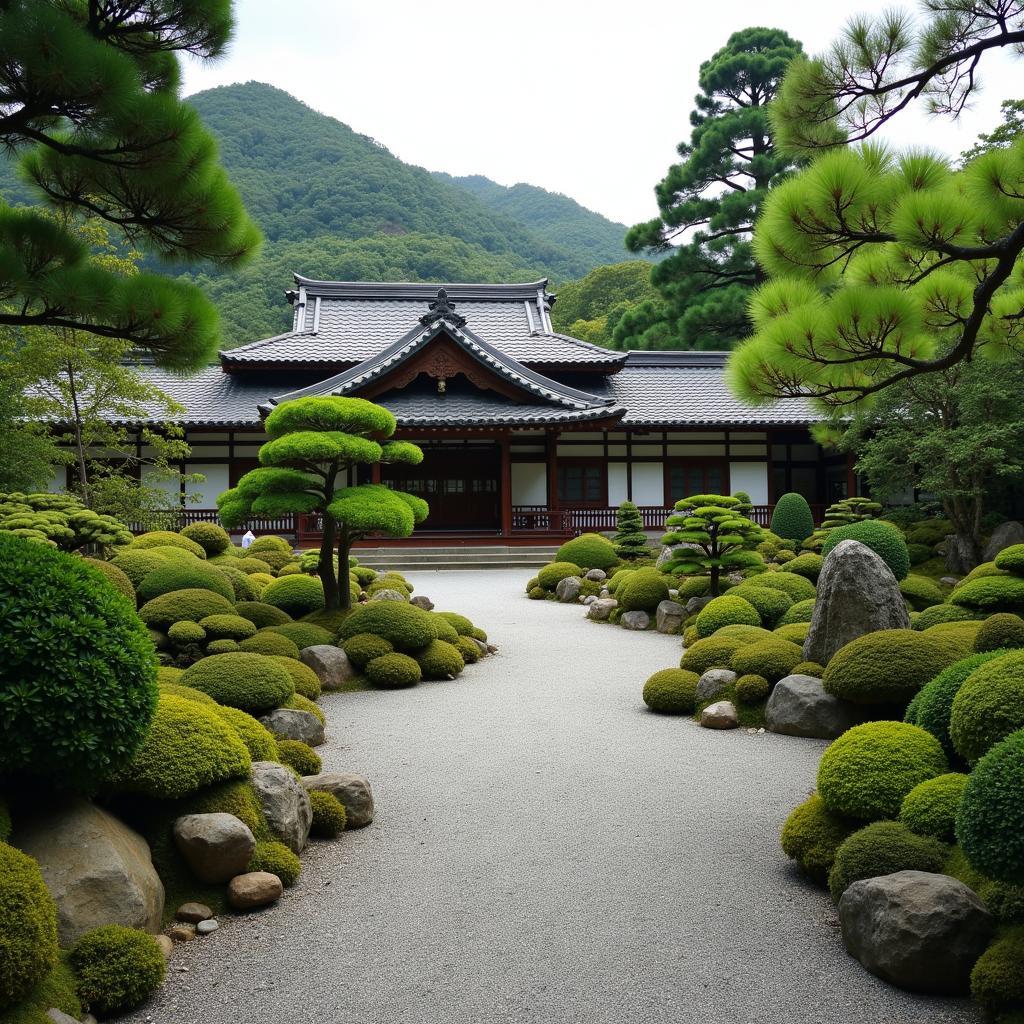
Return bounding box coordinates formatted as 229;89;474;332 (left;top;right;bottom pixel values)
126;569;979;1024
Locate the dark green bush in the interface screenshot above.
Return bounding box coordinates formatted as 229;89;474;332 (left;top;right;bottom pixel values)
238;631;301;659
181;653;295;714
0;536;158;791
827;821;947;901
265;622;334;650
907;542;934;566
247;839;300;887
536;561;583;590
617;568;671;612
84;557;135;601
276;738;322;775
130;531;205;558
731;638;804;682
268;656;321;699
770;492;815;542
338;601;438;651
680;635;745;675
944;846;1024;925
234;601;292;628
957;728;1024;883
642;669;700;714
899;574;945;611
365;653;422;688
198;613;257;641
995;544;1024;575
778;552;823;581
735;673;770;704
180;522;233;555
727;583;792;628
746;572;817;603
778;598;816;625
970;927;1024;1012
70;925;166;1017
213;705;279;762
899;773;968;842
695;595;761;637
821;520;910;580
951;575;1024;613
0;842;59;1009
415;639;465;680
912;603;983;630
817;721;949;820
950;651;1024;764
309;790;347;838
261;574;325;616
554;533;618;570
780;794;858;884
342;632;395;669
138;588;235;630
975;613;1024;653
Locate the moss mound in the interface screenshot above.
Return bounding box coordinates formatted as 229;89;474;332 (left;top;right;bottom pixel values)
912;603;983;631
234;601;292;628
773;622;810;644
276;739;322;775
415;639;465;680
212;705;279;762
780;794;858;885
970;927;1024;1013
695;595;760;638
180;522;232;555
430;615;460;643
248;840;300;887
283;691;325;724
617;568;671;612
554;532;619;570
680;635;745;675
265;622;334;650
167;620;206;647
950;651;1024;764
267;656;321;699
130;531;205;558
455;636;480;664
70;925;166;1017
261;574;326;616
827;821;946;901
109;548;168;588
642;669;700;714
951;575;1024;613
137;561;235;603
897;772;968;842
84;557;135;601
536;561;582;590
713;624;774;644
342;632;395;669
198;613;257;642
899;574;945;611
736;674;770;704
747;571;817;602
138;588;235;630
238;631;301;659
731;638;803;682
309;790;347;838
2;958;81;1024
975;613;1024;653
727;583;793;628
821;520;910;580
181;653;294;714
778;552;823;581
778;598;816;625
338;602;438;651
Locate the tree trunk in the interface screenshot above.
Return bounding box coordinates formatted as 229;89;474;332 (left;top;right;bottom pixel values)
319;517;340;610
336;526;353;612
709;564;721;598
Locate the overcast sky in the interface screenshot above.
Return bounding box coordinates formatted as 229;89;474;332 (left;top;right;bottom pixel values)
181;0;1019;227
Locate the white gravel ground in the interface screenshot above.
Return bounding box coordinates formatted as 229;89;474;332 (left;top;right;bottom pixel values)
127;570;979;1024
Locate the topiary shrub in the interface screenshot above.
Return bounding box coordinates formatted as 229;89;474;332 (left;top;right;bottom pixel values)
455;636;480;664
267;656;321;699
995;544;1024;574
822;629;963;706
261;574;325;616
950;651;1024;764
338;601;437;651
130;531;205;558
84;557;135;601
906;542;934;566
554;533;618;570
607;568;635;593
680;635;746;675
770;492;815;542
0;536;158;792
898;772;968;842
167;619;206;647
735;673;770;704
792;660;826;677
527;586;549;600
899;574;945;611
181;653;295;714
951;575;1024;614
780;794;859;885
975;613;1024;653
415;639;465;680
778;552;823;581
238;631;301;659
713;624;774;644
70;925;165;1017
206;638;240;655
114;693;252;799
617;568;671;613
435;611;475;636
943;846;1024;925
276;738;322;775
365;653;422;689
695;595;761;638
212;705;279;762
0;842;59;1009
731;638;804;682
773;622;810;645
246;535;293;557
158;682;217;706
265;622;334;650
216;565;261;602
198;613;257;642
970;927;1024;1013
109;548;168;588
342;632;395;669
430;614;460;644
248;839;300;887
827;821;947;901
957;728;1024;882
821;520;910;580
919;620;984;658
674;575;721;600
817;721;949;821
727;583;793;628
536;561;583;591
180;522;232;556
778;598;816;625
234;601;292;628
525;576;539;593
642;668;700;714
138;588;235;630
912;603;983;631
746;571;817;603
309;790;347;838
234;558;274;576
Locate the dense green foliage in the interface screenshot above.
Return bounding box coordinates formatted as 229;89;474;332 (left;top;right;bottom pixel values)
950;652;1024;764
309;789;348;838
747;571;816;603
770;493;815;543
261;575;326;617
971;926;1024;1013
696;595;761;637
548;262;656;346
0;492;132;551
612;502;650;560
138;588;236;630
338;602;438;651
975;614;1024;653
827;821;947;901
731;638;803;682
899;773;968;842
727;582;793;628
137;561;235;603
70;925;166;1017
235;601;293;629
820;521;910;581
679;635;746;675
181;653;294;714
554;534;619;571
780;794;858;884
365;653;422;689
213;705;279;762
276;739;321;776
265;622;333;650
616;568;670;613
342;633;395;669
248;839;301;888
415;639;465;681
239;631;302;660
642;669;701;714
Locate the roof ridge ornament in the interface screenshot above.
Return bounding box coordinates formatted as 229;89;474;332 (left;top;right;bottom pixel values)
419;288;467;329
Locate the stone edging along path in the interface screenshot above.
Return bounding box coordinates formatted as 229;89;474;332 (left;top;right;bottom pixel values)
124;569;978;1024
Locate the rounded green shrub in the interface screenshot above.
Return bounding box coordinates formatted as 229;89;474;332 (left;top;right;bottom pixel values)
899;574;945;611
674;575;718;600
342;632;395;669
216;565;261;602
957;561;1006;586
642;669;700;714
714;624;774;644
430;615;460;644
268;656;321;699
180;522;232;556
156;665;182;683
109;548;168;588
995;544;1024;575
0;842;59;1008
975;613;1024;653
770;492;815;542
731;638;804;682
415;639;465;680
130;531;205;558
198;613;257;642
234;601;292;628
747;571;817;603
338;601;438;651
210;704;279;761
695;595;760;638
537;561;583;590
827;821;947;901
276;738;322;775
554;532;618;570
265;622;334;650
238;631;301;659
778;552;823;581
821;520;910;580
0;536;158;791
470;626;488;643
234;558;274;576
898;772;968;841
455;635;480;664
528;586;549;600
84;557;135;600
950;651;1024;764
525;576;539;593
773;622;810;645
158;682;217;706
247;535;293;556
912;603;982;631
617;568;671;612
970;927;1024;1012
0;799;9;843
680;635;745;675
309;790;347;838
247;548;294;572
778;598;816;625
793;660;826;677
70;925;165;1017
114;693;252;799
822;629;962;706
951;575;1024;613
167;619;206;647
181;653;295;714
817;721;949;820
728;583;793;628
736;673;771;704
206;638;240;654
780;794;859;884
435;611;475;636
247;839;300;887
138;588;235;630
365;652;422;689
261;574;325;616
907;543;934;566
957;728;1024;882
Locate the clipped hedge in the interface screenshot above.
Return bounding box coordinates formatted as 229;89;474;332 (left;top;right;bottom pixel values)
695;595;760;638
975;613;1024;653
181;653;295;714
338;601;437;651
554;533;618;571
735;673;770;704
995;544;1024;574
537;561;583;591
261;574;325;616
780;794;858;885
950;651;1024;764
70;925;166;1017
415;639;465;680
642;669;700;714
138;588;235;630
770;492;815;542
180;522;232;555
827;821;946;901
898;772;968;842
84;557;135;601
899;574;945;611
821;520;910;580
265;622;334;651
365;653;422;689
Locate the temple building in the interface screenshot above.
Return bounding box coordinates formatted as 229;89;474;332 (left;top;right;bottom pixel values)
103;277;849;542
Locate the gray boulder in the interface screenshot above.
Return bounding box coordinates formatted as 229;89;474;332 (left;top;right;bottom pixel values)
555;575;582;603
984;521;1024;561
410;595;434;611
12;798;164;945
303;772;375;828
172;813;255;884
839;871;994;994
655;600;685;634
700;700;738;729
369;588;406;602
696;669;736;703
620;610;650;630
582;595;597;606
299;645;355;691
251;761;313;853
46;1011;80;1024
804;541;910;665
766;674;862;739
258;707;325;747
655;546;673;568
585;568;607;582
587;598;617;621
685;595;713;615
946;533;980;575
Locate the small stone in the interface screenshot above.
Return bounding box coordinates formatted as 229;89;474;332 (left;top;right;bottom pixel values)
696;669;737;703
471;638;489;656
298;645;355;692
939;576;961;586
196;918;219;935
582;595;597;605
655;600;685;634
227;871;284;911
409;595;435;611
587;598;617;621
302;772;374;828
555;576;582;602
153;934;174;959
175;901;213;923
620;610;650;630
46;1010;80;1024
167;924;195;942
700;700;739;729
585;568;607;582
486;643;499;654
258;707;326;747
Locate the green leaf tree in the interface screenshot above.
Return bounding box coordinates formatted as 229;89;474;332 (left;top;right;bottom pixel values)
549;262;656;348
660;494;764;596
612;502;649;560
0;0;260;367
801;497;882;551
217;397;426;610
619;27;804;351
0;492;132;551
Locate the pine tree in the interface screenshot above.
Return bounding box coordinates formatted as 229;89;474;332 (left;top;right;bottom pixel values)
613;502;649;560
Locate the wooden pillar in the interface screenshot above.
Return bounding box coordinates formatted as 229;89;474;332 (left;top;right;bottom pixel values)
500;434;512;538
547;431;560;509
371;462;382;485
845;452;857;499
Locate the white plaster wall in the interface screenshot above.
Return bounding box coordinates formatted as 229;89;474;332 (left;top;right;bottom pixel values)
141;463;182;503
729;462;768;504
632;463;665;505
44;465;65;493
511;463;547;505
185;464;231;507
608;463;629;505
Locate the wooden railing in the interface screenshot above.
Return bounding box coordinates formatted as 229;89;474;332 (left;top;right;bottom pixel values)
127;508;297;536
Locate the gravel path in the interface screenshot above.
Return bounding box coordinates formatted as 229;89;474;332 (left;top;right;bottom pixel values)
129;570;979;1024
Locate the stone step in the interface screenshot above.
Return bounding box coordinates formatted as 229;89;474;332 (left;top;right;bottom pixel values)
350;546;558;570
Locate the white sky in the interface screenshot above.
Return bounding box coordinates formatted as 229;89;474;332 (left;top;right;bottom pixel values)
181;0;1020;227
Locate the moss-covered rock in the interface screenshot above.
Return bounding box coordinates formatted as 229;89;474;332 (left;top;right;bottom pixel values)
181;653;295;714
780;794;858;885
365;652;422;688
827;820;946;901
642;668;700;714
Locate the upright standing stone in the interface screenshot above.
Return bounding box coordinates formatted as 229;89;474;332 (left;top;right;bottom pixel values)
983;521;1024;561
251;761;313;853
299;645;355;691
655;600;685;634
